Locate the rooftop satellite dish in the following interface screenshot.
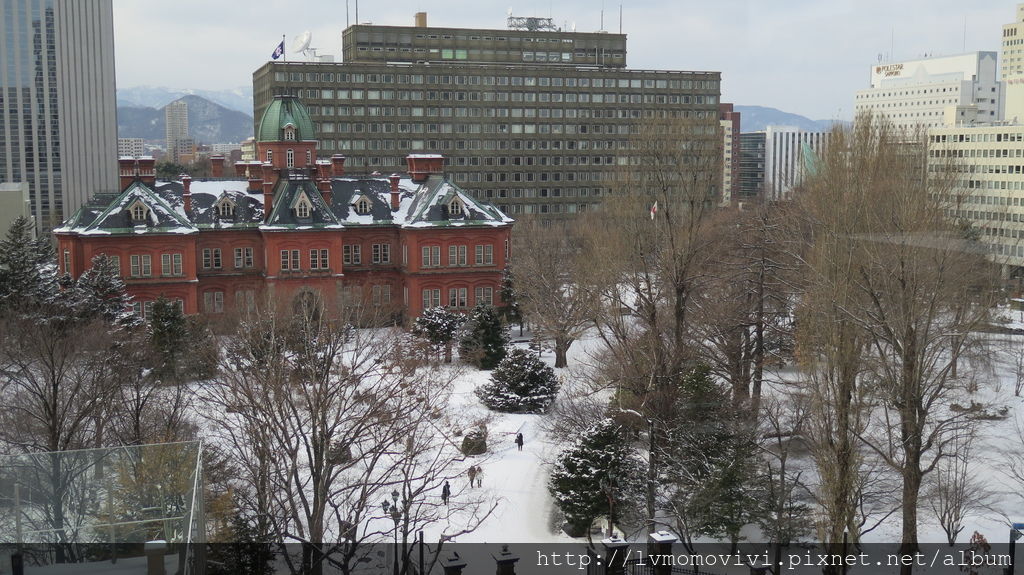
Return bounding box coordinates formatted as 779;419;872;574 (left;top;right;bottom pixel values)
293;30;313;58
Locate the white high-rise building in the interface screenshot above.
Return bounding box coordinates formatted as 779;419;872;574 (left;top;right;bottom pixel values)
761;126;828;201
165;99;189;163
854;52;1002;131
0;0;118;230
1003;4;1024;122
118;138;145;158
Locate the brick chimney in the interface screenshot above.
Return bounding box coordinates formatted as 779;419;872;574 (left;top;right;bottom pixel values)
181;174;192;216
316;159;332;180
136;157;156;186
210;155;225;178
119;158;137;190
317;178;333;205
234;162;247;178
331;154;346;177
405;154;444;183
389;174;402;210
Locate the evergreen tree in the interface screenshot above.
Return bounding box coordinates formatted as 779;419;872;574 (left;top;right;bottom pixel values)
666;365;763;548
72;254;137;326
549;418;646;537
149;296;189;379
476;348;559;412
458;303;509;369
499;266;523;332
0;215;56;311
411;306;465;363
206;511;276;575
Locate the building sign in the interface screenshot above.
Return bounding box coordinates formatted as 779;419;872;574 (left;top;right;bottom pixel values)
875;63;904;78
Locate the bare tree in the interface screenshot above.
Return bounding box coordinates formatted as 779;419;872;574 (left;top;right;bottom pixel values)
511;216;596;368
926;421;988;546
207;301;495;575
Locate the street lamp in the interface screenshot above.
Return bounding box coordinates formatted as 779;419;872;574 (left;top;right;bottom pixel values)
382;489;403;575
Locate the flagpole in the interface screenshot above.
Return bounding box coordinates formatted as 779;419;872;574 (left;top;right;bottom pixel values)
282;34;287;63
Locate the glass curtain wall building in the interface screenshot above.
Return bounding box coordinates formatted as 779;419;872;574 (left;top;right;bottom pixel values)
0;0;118;231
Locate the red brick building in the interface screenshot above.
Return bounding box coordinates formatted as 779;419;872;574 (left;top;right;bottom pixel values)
55;96;513;322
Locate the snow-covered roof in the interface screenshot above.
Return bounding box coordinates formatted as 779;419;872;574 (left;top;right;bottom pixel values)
57;169;512;236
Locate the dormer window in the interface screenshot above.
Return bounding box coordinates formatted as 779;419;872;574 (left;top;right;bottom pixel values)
448;198;464;217
296;197;312;219
128;200;150;222
216;197;236;218
355;196;373;215
284;125;296;141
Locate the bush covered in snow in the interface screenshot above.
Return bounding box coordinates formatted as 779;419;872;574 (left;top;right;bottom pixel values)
459;304;508;369
475;348;559;413
411;306;465;363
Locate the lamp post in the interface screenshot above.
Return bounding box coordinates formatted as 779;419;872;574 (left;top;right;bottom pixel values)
382;489;402;575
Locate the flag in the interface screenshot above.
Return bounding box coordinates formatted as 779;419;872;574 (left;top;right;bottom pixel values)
650;201;658;220
272;40;285;60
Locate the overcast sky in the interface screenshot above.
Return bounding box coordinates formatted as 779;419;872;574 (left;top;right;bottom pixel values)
113;0;1015;121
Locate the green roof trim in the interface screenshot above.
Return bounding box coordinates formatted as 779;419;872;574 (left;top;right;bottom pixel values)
257;95;316;143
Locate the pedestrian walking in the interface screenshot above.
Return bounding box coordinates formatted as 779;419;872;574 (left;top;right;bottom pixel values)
467;465;477;488
441;481;450;505
515;432;524;451
475;466;483;487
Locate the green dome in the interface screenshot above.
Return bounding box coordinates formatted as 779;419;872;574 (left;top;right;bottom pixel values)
257;95;316;142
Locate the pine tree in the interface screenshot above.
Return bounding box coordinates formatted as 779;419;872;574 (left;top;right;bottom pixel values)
459;304;509;369
666;365;763;547
475;348;559;412
0;215;56;311
411;306;465;363
72;254;137;326
148;296;189;379
499;266;523;332
549;418;646;537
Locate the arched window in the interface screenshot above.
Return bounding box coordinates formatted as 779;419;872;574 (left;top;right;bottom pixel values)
284;126;296;141
287;148;295;168
217;198;236;217
129;200;149;221
296;196;312;218
448;199;464;216
356;197;372;215
306;150;313;165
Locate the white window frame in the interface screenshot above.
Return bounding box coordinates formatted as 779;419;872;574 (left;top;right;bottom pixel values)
475;244;493;265
372;243;391;264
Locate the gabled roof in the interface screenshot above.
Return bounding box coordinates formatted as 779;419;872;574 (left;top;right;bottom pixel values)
264;175;342;229
56;180;197;236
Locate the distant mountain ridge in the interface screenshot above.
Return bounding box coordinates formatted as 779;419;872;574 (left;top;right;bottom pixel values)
117;95;254;145
734;105;847;132
117;86;254;116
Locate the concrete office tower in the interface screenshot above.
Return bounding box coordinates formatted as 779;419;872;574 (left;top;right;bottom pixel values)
253;13;722;216
165;99;190;163
719;103;741;204
0;0;118;231
1003;4;1024;122
854;52;1002;131
738;132;766;202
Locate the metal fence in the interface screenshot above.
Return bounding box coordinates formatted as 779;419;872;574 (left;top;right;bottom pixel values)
0;440;204;573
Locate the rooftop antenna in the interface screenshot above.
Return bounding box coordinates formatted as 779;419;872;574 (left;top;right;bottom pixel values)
293;30;315;61
346;0;349;27
600;0;605;31
619;4;622;34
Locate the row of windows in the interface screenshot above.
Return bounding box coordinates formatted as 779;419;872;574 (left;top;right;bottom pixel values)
421;244;493;267
931;132;1024;144
305;91;716;106
342;243;391;265
200;248;255;271
278;70;718;90
422;286;494;309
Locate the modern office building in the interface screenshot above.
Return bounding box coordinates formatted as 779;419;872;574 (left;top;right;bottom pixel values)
740;126;828;202
1003;3;1024;122
929;125;1024;274
738;131;766;202
854;52;1002;131
253;13;722;215
0;0;118;230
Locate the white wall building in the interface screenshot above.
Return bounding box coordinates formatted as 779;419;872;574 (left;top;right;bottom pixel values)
1003;4;1024;122
855;52;1002;131
117;138;145;158
929;125;1024;272
760;125;828;201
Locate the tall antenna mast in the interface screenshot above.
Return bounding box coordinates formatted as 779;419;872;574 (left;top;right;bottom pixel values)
619;4;622;34
346;0;350;27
